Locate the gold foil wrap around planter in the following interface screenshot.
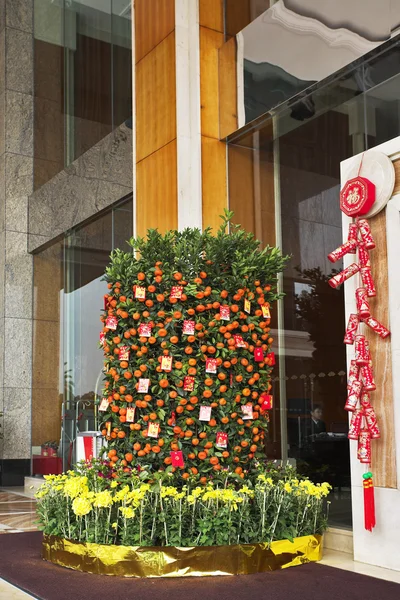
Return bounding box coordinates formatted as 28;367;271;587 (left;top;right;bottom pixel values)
42;534;322;577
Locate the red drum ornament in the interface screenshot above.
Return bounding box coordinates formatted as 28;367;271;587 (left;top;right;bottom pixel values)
360;267;376;298
328;239;358;263
358;219;376;249
355;335;368;365
364;316;390;339
348;409;363;440
358;428;372;464
328;263;360;289
345;379;362;412
355;287;371;319
344;314;359;345
340;177;376;217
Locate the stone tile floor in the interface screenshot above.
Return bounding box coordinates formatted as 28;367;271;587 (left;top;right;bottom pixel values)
0;489;38;535
0;487;38;598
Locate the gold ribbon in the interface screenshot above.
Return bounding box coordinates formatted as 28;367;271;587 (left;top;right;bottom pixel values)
42;534;322;577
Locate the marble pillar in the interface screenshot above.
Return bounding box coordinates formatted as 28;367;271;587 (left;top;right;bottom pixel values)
0;0;33;483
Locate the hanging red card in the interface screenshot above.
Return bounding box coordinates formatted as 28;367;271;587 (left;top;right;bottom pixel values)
138;378;150;393
205;358;217;374
182;320;195;335
170;286;183;299
126;407;136;422
99;331;105;344
199;406;212;421
135;286;146;299
170;411;176;427
216;432;228;448
220;306;230;321
106;316;118;330
254;347;264;362
241;404;253;420
262;305;271;319
119;346;130;361
99;398;109;412
183;376;195;391
148;422;160;438
161;356;173;372
170;450;184;467
260;394;273;410
139;323;152;337
234;334;246;348
267;352;276;366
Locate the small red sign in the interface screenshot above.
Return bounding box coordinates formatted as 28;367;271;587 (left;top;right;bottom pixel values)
170;286;183;299
216;432;228;448
183;376;195;392
106;316;118;330
182;320;195;335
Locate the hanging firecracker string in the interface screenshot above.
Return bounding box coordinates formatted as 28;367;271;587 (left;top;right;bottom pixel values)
327;203;390;532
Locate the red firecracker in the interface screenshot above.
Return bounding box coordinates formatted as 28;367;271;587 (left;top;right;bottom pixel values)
348;409;363;440
347;222;359;250
328;239;358;263
347;360;360;391
364;405;380;439
355;335;368;365
360;267;376;297
358;219;376;249
328;263;360;289
355;287;371;319
344;314;359;345
345;379;362;412
357;428;372;464
364;316;390;339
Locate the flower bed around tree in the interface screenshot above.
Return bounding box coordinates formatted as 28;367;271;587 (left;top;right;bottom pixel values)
36;461;330;547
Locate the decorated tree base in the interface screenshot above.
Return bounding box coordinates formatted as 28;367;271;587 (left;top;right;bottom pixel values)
42;534;323;577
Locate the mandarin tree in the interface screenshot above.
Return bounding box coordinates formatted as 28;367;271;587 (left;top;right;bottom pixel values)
99;211;288;481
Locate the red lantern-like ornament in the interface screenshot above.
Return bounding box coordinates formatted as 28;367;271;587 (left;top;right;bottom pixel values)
340;177;376;217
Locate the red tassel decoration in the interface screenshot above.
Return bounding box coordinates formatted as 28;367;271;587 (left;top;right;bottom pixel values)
363;472;376;531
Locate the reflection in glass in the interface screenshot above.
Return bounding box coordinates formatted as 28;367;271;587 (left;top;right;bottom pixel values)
32;197;133;472
33;0;132;189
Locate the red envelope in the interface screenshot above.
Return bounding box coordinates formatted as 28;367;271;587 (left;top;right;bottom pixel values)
260;394;273;410
254;348;264;362
267;352;276;366
170;450;184;467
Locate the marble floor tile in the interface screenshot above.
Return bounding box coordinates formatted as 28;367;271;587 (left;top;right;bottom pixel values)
0;579;33;599
0;492;31;503
0;502;37;514
0;513;38;529
321;549;400;584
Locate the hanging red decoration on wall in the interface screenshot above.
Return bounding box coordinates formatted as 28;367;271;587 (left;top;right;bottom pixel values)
327;158;390;532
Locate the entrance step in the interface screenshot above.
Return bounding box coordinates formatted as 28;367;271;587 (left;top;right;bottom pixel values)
324;527;353;554
24;476;44;498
